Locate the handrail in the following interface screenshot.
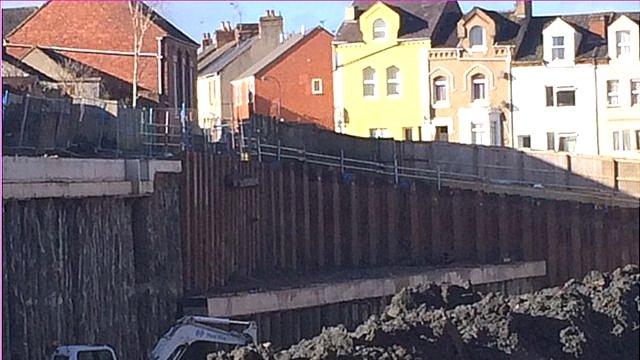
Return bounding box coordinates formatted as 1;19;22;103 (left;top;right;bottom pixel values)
248;138;634;198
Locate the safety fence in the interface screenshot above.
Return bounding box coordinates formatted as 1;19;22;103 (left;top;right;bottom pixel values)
1;91;231;157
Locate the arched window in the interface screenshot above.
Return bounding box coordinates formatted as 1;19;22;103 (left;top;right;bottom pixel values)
433;76;448;103
469;26;484;47
471;73;487;101
363;67;376;97
373;19;386;39
386;66;400;96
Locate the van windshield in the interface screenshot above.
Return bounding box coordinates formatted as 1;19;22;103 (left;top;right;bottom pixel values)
78;350;115;360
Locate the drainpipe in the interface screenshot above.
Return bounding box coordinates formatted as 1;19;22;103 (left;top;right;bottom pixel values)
157;36;164;96
592;56;601;155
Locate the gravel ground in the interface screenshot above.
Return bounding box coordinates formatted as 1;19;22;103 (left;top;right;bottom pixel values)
209;265;639;360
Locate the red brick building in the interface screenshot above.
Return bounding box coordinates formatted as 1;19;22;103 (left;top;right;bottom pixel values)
231;27;334;130
4;1;198;108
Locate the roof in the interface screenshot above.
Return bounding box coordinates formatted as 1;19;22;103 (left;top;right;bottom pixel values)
513;11;640;62
198;37;258;76
334;1;461;45
2;6;38;37
2;49;55;81
435;6;524;48
4;1;198;46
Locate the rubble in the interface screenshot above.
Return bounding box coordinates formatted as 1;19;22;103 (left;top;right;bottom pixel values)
209;265;640;360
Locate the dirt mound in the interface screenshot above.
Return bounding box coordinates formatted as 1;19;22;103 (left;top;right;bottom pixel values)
209;265;639;360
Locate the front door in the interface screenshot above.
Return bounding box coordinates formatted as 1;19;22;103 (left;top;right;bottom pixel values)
435;126;449;142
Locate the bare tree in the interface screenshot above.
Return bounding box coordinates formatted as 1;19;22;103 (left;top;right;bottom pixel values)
128;0;155;108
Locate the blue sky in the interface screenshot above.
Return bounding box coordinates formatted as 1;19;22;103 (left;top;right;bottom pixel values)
3;1;639;42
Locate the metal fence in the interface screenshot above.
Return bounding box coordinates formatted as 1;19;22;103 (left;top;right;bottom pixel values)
2;92;234;158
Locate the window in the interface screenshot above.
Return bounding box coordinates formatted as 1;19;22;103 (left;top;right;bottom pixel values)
471;123;484;144
545;86;554;107
518;135;531;148
547;132;555;150
636;130;640;150
435;126;449;142
373;19;386;40
471;74;486;101
623;130;631;150
469;26;484;47
613;131;620;151
370;128;389;138
631;80;640;106
208;79;216;105
607;80;619;106
403;127;413;141
616;30;631;57
552;36;565;60
558;134;576;152
433;76;448;104
386;66;400;96
363;67;375;97
556;88;575;106
311;78;323;95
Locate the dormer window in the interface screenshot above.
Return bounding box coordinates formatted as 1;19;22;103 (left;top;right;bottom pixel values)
373;19;387;40
552;36;565;60
616;31;631;57
469;26;484;47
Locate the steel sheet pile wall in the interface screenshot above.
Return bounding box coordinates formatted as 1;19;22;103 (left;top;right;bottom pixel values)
2;174;182;360
181;152;640;294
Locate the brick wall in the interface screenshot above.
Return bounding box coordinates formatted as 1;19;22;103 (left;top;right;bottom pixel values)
254;28;334;130
6;1;197;108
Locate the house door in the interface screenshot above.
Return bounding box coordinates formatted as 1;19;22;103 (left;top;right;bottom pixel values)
435;126;449;142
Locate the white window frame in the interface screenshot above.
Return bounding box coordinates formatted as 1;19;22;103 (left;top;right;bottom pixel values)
517;135;531;149
616;30;631;58
471;123;485;145
363;67;376;98
631;79;640;106
471;74;487;102
311;78;323;95
433;76;448;106
555;86;576;107
551;36;565;60
369;128;389;138
373;19;387;40
607;80;620;107
386;66;400;97
469;26;485;50
613;131;620;151
558;133;577;153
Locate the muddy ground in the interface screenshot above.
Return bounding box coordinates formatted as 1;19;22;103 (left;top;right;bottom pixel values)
209;265;639;360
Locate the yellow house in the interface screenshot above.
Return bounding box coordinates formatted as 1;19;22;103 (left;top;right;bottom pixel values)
332;1;462;140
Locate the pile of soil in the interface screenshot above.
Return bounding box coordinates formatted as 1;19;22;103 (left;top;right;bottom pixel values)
209;265;639;360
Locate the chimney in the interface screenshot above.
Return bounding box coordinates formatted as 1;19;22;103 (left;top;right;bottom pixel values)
201;33;213;49
514;0;532;19
588;14;608;38
344;6;355;21
259;9;284;46
215;22;236;48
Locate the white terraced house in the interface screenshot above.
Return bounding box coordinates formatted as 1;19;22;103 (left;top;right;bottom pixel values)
511;11;640;157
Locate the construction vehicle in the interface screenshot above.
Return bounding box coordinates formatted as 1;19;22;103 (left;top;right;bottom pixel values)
49;316;257;360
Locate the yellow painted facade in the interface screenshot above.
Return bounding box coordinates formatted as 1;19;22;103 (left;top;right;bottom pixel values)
333;2;431;141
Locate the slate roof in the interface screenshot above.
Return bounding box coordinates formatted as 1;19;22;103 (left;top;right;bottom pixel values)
514;11;640;62
334;1;461;45
197;37;258;76
2;7;38;37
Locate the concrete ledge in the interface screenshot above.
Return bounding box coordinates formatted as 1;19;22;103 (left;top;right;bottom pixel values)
206;261;546;317
3;156;182;199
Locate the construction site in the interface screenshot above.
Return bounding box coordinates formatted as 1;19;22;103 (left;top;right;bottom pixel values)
2;109;640;359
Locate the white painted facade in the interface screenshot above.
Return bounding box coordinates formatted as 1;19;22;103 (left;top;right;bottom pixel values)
512;18;599;155
513;16;640;158
596;15;640;158
196;74;222;140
